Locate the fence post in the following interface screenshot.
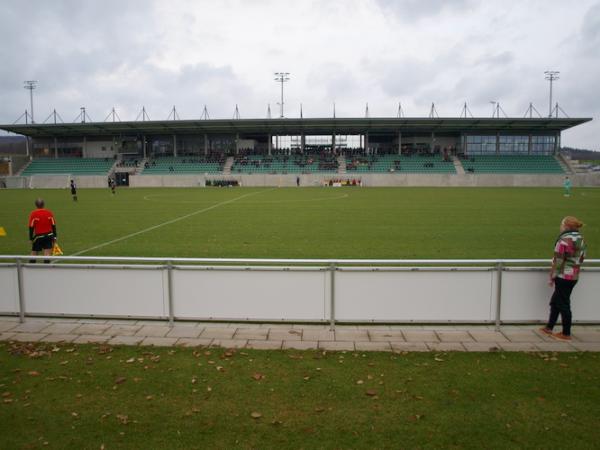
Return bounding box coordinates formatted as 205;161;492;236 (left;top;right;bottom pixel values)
16;258;26;323
494;261;503;331
166;261;174;326
329;263;336;331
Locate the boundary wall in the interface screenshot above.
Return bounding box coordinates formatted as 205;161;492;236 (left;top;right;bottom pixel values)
2;173;600;188
1;256;599;327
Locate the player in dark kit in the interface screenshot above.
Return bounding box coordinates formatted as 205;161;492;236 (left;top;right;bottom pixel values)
28;198;57;263
70;179;78;201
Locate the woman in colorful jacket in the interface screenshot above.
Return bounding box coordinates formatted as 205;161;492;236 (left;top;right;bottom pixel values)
541;216;586;341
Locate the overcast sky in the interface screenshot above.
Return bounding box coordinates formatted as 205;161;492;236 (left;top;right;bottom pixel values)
0;0;598;149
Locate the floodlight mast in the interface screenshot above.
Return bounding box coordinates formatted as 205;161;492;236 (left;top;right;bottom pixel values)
24;80;37;123
544;71;559;118
274;72;290;118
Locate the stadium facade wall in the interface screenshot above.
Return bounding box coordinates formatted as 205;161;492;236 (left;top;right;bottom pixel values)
1;262;599;324
2;173;600;189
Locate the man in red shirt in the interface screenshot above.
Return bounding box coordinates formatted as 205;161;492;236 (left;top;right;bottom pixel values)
28;198;57;263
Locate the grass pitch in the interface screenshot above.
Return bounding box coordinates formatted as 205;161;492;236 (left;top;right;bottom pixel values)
2;342;600;449
0;186;598;259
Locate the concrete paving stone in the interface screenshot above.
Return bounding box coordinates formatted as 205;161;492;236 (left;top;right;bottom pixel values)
535;342;577;352
107;336;143;346
141;337;179;347
132;320;167;326
269;329;302;341
42;334;79;343
335;330;369;341
74;334;109;344
426;342;466;352
293;324;329;330
436;331;473;343
391;342;430;352
247;340;283;350
0;321;18;332
499;343;543;352
73;323;112;335
571;331;600;342
165;326;203;339
211;339;248;349
260;323;294;329
200;328;236;339
11;333;48;342
103;324;143;336
462;342;503;352
357;325;390;330
302;330;334;341
368;330;405;342
42;323;81;334
355;341;392;352
196;322;234;328
12;321;52;333
502;330;544;343
135;325;171;337
176;338;214;347
0;332;16;341
105;319;139;325
282;340;319;350
570;342;600;352
469;331;509;343
233;328;269;340
402;330;439;342
318;341;355;351
76;319;108;324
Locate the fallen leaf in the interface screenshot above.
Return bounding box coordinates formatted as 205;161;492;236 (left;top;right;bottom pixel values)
114;377;127;385
365;389;377;396
125;358;135;364
356;380;364;385
116;414;129;425
146;395;154;400
250;411;262;419
314;407;325;413
252;373;265;381
28;370;40;376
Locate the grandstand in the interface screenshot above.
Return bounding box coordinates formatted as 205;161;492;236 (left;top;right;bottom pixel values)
0;116;594;186
346;154;456;173
461;155;565;174
20;157;114;176
141;156;225;174
232;153;337;174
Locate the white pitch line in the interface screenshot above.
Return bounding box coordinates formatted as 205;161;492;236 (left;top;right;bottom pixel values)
71;189;274;256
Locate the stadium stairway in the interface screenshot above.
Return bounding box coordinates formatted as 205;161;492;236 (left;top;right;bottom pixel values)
452;156;465;174
557;154;575;174
223;156;234;175
337;155;346;174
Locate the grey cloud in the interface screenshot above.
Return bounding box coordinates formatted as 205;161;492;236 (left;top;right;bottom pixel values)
374;0;478;21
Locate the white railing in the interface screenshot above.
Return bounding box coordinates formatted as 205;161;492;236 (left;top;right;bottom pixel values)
1;255;599;330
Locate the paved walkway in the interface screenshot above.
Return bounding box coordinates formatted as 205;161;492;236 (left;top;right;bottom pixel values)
1;316;600;352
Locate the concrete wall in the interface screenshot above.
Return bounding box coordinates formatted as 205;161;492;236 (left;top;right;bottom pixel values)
2;172;600;189
84;140;115;158
129;174;206;187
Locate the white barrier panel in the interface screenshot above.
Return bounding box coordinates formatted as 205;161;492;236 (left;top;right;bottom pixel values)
0;266;19;314
22;266;168;318
335;270;495;322
172;269;329;321
501;270;600;322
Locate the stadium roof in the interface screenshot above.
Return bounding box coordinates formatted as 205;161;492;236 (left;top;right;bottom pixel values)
0;117;592;138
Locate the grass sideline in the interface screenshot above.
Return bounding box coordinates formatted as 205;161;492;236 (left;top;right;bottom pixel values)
0;187;598;259
1;341;600;449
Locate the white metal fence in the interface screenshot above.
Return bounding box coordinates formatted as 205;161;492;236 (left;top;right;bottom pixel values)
1;255;599;329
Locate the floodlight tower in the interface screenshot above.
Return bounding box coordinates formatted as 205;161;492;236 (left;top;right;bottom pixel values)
24;80;38;123
274;72;290;118
544;71;559;118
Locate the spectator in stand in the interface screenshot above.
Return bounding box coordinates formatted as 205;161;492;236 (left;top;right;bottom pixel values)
28;198;57;264
540;216;586;341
